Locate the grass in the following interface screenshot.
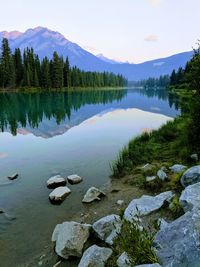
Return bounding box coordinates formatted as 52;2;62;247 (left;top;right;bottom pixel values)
107;220;159;266
111;116;192;179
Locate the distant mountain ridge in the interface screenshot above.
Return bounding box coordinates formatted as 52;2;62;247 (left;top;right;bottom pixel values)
0;27;193;81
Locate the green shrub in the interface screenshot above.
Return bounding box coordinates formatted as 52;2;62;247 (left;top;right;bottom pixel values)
107;220;159;266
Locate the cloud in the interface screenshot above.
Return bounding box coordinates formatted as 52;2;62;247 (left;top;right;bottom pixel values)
148;0;161;6
144;34;158;42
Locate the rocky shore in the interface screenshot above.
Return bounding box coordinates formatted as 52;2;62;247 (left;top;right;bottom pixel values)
28;158;200;267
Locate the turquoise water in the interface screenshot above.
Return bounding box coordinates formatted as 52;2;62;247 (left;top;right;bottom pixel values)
0;88;179;266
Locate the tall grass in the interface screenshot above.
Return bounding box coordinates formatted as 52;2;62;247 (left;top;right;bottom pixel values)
111;117;191;178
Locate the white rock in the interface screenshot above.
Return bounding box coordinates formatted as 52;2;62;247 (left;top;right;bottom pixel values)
67;174;83;184
78;245;112;267
180;182;200;211
82;187;105;203
124;191;174;222
146;176;157;182
47;175;66;188
169;164;187;173
117;199;124;205
49;186;71;203
117;252;131;267
93;214;122;245
181;165;200;188
52;221;91;259
157;169;167;181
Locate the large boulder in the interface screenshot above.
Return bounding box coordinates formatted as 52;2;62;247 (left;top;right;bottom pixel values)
49;186;71;203
52;221;91;259
181;165;200;188
117;252;131;267
78;245;112;267
92;214;122;245
180;182;200;212
153;210;200;267
47;175;66;188
124;191;174;222
169;164;187;173
82;187;105;203
67;174;83;185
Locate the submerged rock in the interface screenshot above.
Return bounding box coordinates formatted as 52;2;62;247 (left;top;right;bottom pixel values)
117;252;131;267
181;165;200;188
92;214;122;245
52;221;91;259
82;187;105;203
47;175;66;188
180;182;200;211
154;210;200;267
169;164;187;173
67;174;83;184
78;245;112;267
49;186;71;203
8;173;18;180
157;169;167;181
124;191;174;221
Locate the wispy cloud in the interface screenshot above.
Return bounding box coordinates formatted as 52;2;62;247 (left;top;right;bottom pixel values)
144;34;158;42
148;0;161;6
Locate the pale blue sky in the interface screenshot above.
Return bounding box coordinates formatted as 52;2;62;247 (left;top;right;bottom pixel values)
0;0;199;63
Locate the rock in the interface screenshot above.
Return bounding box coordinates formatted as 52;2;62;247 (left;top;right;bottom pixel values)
134;264;161;267
0;208;4;214
146;176;157;182
117;252;131;267
7;173;18;180
92;214;122;245
169;164;187;173
117;199;124;205
82;187;105;203
157;218;168;230
47;175;66;188
190;153;198;162
154;210;200;267
49;186;71;203
78;245;112;267
157;169;167;181
180;182;200;211
52;221;91;259
67;174;83;184
181;165;200;188
124;191;174;222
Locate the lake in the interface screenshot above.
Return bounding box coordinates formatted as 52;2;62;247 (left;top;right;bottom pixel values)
0;88;179;266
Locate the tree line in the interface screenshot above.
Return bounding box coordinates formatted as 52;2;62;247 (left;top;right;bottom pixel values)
0;38;127;89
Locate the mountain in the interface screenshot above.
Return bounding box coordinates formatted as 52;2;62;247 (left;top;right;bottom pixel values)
0;27;193;81
96;54;122;64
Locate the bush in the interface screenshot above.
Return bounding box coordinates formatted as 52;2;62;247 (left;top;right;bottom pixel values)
107;220;159;266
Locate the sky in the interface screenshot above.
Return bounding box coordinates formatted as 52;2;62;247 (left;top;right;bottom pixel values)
0;0;199;63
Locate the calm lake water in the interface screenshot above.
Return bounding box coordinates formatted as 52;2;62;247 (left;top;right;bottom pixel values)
0;88;179;266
